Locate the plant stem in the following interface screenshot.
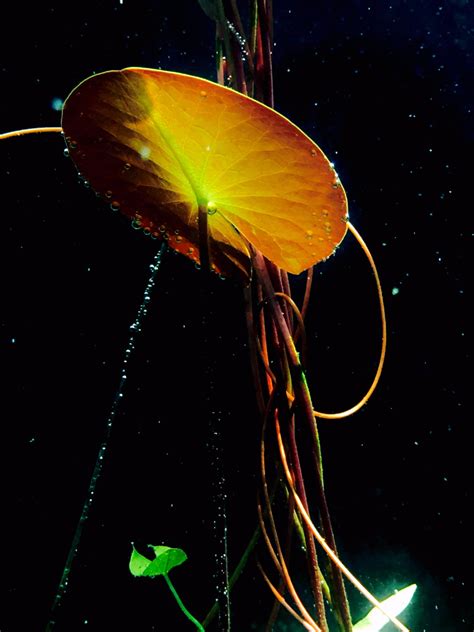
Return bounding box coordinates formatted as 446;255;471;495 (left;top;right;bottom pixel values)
201;525;261;628
163;574;205;631
0;126;62;140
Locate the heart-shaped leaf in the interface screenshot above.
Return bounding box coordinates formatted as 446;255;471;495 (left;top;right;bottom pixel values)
62;68;348;281
129;544;187;578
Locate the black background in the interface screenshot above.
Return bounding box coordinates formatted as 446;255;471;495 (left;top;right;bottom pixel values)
0;1;471;630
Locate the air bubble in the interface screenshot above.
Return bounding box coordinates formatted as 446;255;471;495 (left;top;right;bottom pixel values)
305;230;314;239
105;191;113;199
124;163;131;170
310;148;317;156
200;90;207;97
110;201;121;212
131;218;142;229
63;148;69;157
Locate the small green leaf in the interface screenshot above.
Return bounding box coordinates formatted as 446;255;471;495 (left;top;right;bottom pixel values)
129;547;152;577
129;544;187;578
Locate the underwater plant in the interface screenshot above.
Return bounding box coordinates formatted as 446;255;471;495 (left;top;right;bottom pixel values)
1;1;418;630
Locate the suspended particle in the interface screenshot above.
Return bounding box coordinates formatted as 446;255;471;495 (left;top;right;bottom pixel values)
51;97;64;111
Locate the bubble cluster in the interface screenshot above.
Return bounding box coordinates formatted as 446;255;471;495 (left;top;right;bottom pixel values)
46;243;167;625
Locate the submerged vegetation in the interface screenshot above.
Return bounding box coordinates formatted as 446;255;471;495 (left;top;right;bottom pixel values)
0;1;419;630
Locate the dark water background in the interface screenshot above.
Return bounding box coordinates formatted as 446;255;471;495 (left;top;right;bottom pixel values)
0;1;471;630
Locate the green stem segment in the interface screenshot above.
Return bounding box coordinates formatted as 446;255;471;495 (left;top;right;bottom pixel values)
252;248;353;632
163;574;205;631
198;203;211;274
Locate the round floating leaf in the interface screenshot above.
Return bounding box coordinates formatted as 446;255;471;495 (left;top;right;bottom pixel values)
129;544;187;577
62;68;348;281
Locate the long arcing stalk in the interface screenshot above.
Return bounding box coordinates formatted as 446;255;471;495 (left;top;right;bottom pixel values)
212;3;360;629
259;397;322;631
274;415;411;632
252;247;353;631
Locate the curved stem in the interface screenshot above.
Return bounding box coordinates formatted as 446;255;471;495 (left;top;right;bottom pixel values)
252;247;353;631
311;221;387;420
0;127;62;140
258;563;321;632
273;292;308;368
163;574;205;631
275;416;410;632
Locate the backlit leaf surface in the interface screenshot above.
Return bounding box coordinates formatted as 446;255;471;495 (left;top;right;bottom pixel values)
129;544;187;577
62;68;348;281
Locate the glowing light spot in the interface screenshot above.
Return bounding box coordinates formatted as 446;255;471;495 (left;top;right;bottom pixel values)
51;97;64;111
139;145;151;160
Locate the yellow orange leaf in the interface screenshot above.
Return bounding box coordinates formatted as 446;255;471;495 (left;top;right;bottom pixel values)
62;68;348;281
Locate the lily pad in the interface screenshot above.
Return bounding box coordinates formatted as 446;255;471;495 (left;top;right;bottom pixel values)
62;68;348;281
